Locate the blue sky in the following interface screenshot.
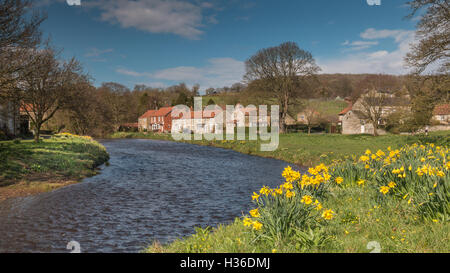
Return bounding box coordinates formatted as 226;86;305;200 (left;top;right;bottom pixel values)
38;0;419;90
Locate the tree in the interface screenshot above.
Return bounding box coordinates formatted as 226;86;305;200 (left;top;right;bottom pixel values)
405;0;449;73
97;82;130;132
358;90;390;136
302;105;322;135
405;74;450;131
174;92;189;106
19;46;86;142
244;42;320;133
0;0;46;93
205;87;216;95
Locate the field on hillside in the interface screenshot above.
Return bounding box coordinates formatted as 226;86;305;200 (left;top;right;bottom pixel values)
202;96;348;117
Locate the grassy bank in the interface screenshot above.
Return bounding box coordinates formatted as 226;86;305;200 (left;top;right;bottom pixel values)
110;131;450;167
0;133;109;201
146;142;449;253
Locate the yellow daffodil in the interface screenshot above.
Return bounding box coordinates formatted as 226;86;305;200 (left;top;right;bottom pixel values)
249;209;260;218
380;186;390;195
322;209;335;220
301;195;313;205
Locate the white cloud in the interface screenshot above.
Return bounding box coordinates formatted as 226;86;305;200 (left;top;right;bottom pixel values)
360;28;413;43
116;57;245;89
93;0;211;39
342;40;379;51
320;28;415;74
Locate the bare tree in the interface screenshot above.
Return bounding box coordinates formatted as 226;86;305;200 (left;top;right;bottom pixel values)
405;0;449;73
358;90;390;136
19;46;86;142
303;106;322;135
0;0;46;93
244;42;320;133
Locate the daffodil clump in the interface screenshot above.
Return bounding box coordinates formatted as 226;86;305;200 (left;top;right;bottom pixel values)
56;132;93;141
244;165;335;242
331;144;449;221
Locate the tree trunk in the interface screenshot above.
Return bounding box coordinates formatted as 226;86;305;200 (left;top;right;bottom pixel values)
308;126;311;134
34;125;40;142
34;120;41;142
373;122;379;137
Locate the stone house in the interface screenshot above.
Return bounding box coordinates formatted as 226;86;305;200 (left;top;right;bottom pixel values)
432;104;450;125
339;91;410;135
138;110;157;131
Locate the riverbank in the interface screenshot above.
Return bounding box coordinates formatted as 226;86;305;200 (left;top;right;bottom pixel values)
146;142;449;253
0;134;109;201
110;131;450;167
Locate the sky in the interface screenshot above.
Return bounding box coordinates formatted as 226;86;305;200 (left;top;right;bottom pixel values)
37;0;421;91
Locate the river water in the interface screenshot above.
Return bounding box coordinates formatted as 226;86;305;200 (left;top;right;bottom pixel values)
0;139;292;253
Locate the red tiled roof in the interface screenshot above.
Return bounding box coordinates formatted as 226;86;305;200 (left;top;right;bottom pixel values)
139;110;157;119
339;103;353;115
139;107;174;119
153;107;173;117
20;103;33;112
434;104;450;115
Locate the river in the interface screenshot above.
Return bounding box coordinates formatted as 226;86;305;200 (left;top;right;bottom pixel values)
0;139;292;253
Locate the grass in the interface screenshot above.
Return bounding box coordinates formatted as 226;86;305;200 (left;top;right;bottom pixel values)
110;131;449;253
110;131;450;167
145;142;449;253
0;134;109;200
146;186;449;253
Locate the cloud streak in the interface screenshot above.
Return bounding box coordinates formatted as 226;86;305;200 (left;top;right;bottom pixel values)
320;28;415;74
116;57;245;89
94;0;212;39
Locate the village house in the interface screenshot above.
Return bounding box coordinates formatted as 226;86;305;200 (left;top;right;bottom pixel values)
0;100;30;137
432;104;450;125
138;107;174;133
0;101;17;136
339;91;410;135
172;110;220;134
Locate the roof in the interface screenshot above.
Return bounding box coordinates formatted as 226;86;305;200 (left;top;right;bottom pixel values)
139;110;157;119
351;110;368;119
339;103;352;115
20;103;33;113
154;107;173;117
139;107;174;119
434;104;450;115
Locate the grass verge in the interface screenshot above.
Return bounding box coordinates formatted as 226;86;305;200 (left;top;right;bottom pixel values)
110;131;449;167
145;142;449;253
0;134;109;201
